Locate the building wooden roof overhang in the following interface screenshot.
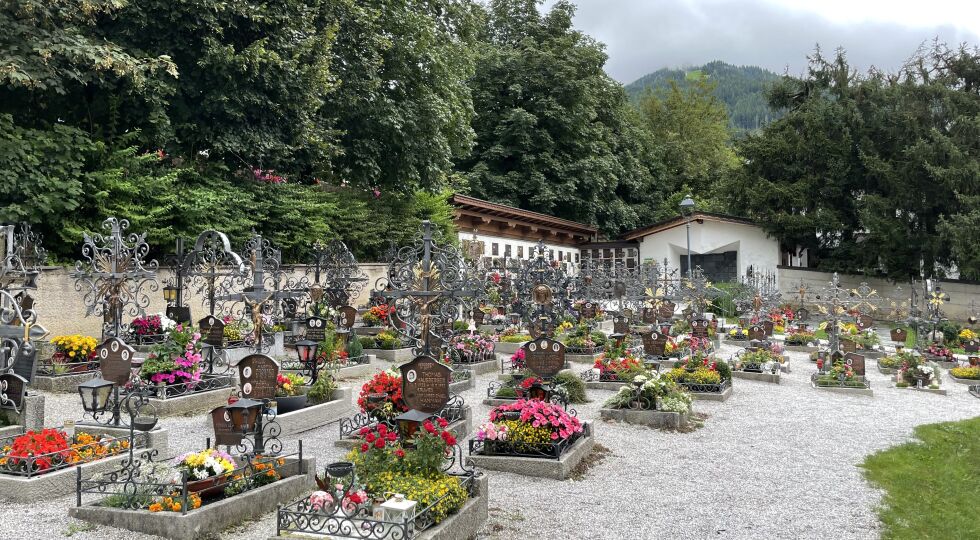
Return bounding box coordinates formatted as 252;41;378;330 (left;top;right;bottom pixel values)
451;193;597;246
620;212;757;241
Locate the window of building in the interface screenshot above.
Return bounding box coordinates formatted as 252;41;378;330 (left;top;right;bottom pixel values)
517;245;524;258
504;244;512;257
492;243;499;256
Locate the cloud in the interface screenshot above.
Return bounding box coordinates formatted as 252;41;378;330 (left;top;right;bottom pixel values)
542;0;980;83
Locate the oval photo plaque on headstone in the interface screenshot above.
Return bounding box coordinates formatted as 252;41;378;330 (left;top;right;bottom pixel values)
238;354;280;400
199;316;225;348
522;337;565;378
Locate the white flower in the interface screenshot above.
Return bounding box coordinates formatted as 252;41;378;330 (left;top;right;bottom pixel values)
632;375;647;384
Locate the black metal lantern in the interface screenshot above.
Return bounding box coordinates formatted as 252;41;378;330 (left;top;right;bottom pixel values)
77;377;114;413
295;339;319;365
226;398;262;433
528;381;549;401
395;409;432;442
163;283;178;304
509;312;520;326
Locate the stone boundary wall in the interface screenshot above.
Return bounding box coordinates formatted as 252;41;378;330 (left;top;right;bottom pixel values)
777;266;980;322
27;263;388;338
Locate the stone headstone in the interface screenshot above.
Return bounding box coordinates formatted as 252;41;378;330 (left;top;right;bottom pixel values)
613;315;629;335
0;373;27;410
641;307;656;324
964;340;979;353
795;307;809;321
337;306;357;331
691;319;710;339
844;352;866;377
841;339;857;353
580;302;597;321
305;317;328;343
399;356;451;414
238;354;279;400
199;316;225;348
762;320;774;336
472;309;485;325
96;337;135;386
166;305;192;324
522;336;566;378
642;331;667;356
658;302;675;320
210;406;244;447
748;325;765;341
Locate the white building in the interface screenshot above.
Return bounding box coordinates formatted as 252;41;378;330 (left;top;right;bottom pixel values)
619;212;786;281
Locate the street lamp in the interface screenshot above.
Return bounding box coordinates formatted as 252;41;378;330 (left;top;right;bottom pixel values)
679;195;696;278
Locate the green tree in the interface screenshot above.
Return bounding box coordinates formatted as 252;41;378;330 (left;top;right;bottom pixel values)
458;0;660;235
729;44;980;279
636;77;739;220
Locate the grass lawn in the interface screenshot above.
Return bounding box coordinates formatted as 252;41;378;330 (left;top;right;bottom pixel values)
861;416;980;539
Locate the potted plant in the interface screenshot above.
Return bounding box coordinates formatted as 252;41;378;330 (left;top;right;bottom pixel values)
173;448;235;498
139;324;203;389
48;334;99;373
275;373;308;414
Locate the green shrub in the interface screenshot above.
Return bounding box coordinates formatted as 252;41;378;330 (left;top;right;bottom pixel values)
306;371;337;405
553;372;588;404
452;320;468;331
346;336;363;358
494;386;517;398
359;336;378;349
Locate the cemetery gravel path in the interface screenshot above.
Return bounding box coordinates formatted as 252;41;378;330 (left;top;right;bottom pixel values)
6;343;980;540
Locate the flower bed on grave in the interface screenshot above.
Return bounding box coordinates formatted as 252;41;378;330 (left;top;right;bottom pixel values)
358;330;414;362
600;368;693;429
129;313;176;346
71;444;311;540
38;334;99;376
493;328;531;356
922;343;956;367
137;325;232;415
893;352;944;393
558;322;608;356
267;369;351;435
447;334;496;374
949;366;980;384
0;428;140;478
338;370;466;449
467;399;592;480
811;357;872;394
784;329;818;350
662;349;733;400
282;328;370;377
581;350;643;385
278;420;487;540
836;322;881;353
725;327;750;342
877;351;916;374
731;348;783;383
485;371;584;408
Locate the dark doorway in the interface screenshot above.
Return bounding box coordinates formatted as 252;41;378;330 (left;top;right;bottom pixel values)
680;251;738;283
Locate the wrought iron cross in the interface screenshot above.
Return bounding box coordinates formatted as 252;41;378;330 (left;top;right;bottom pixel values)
813;273;850;353
383;221;481;358
72;218;159;337
304;239;367;315
681;266;721;319
511;241;571;335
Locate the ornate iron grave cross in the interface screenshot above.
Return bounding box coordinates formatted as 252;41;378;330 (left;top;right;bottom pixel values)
847;281;881;331
733;266;781;324
512;241;571;338
183;230;247;318
681;266;721;320
216;232;300;352
813;273;851;355
72;218;159;338
302;239;367;319
644;257;681;323
789;276;812;322
383;221;481;359
0;224;48;383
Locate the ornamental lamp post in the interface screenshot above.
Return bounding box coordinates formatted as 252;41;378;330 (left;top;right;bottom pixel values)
679;195;696;278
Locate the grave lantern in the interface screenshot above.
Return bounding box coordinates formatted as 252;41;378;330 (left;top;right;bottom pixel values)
294;339;319;366
395;409;431;442
77;377;114;414
380;493;417;533
162;283;178;304
527;381;549;401
226;398;262;433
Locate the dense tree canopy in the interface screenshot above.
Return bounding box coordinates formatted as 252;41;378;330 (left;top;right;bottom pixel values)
728;44;980;280
457;0;662;235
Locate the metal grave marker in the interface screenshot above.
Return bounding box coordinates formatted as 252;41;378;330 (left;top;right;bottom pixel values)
96;337;135;386
305;317;328;343
199;316;226;348
211;406;244;447
399;356;451;414
523;336;565;378
238;354;279;400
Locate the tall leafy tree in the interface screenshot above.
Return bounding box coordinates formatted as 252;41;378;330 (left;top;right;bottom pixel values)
637;77;739;220
458;0;660;234
729;44;980;279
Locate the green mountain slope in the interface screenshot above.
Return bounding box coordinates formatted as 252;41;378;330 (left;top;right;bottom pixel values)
625;61;782;132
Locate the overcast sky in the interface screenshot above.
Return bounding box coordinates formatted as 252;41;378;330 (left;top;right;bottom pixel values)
541;0;980;83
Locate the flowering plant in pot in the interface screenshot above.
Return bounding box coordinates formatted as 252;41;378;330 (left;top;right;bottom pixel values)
604;370;692;413
592;352;642;381
275;373;308;414
896;352;940;388
130;313;175;336
924;343;953;361
173;448;235;497
356;370;406;421
362;304;394;327
785;329;816;346
140;324;203;387
49;334;99;373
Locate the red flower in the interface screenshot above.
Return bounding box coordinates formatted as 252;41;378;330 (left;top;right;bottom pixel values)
423;420;436;434
441;431;456;446
385;431;397;442
365;432;376;444
373;438;385;449
358;426;371;436
437;417;449;428
394;448;405;458
360;443;369;453
377;424;388;435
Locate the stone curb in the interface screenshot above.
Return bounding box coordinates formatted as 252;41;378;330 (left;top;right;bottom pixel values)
599;408;689;429
31;371;98;393
465;430;595;480
732;370;781;384
277;388;352;437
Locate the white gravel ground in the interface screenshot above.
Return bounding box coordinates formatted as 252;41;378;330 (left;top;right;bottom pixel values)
4;343;979;540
